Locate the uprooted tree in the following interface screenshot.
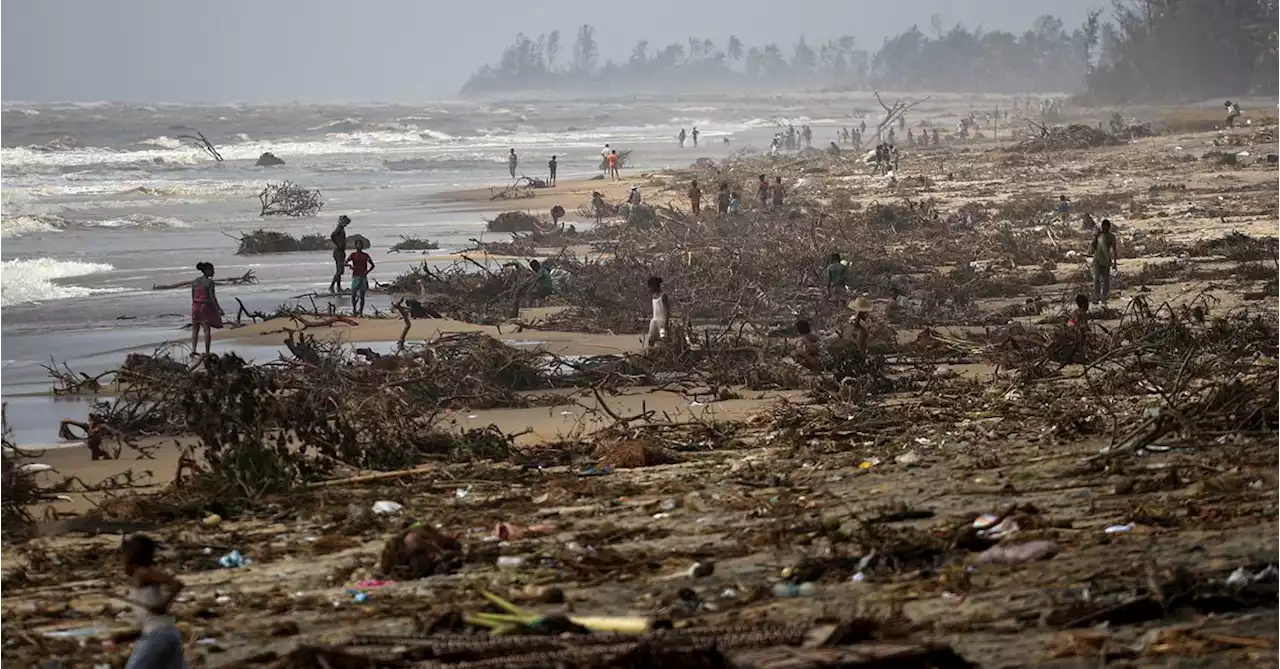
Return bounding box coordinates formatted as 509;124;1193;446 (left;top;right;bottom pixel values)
259;181;324;218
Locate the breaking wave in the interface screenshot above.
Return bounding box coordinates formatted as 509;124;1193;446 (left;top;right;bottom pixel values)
0;258;120;306
0;213;191;238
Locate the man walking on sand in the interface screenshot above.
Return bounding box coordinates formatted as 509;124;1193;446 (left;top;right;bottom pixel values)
548;155;558;186
328;214;350;294
346;238;375;316
508;149;518;179
1090;219;1119;304
600;144;612;174
688;179;702;217
691;127;699;147
608;150;620;180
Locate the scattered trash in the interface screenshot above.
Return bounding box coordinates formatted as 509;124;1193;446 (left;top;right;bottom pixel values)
371;500;404;515
455;486;472;499
772;582;817;598
851;572;867;582
17;463;54;473
496;555;526;569
215;595;232;604
218;550;252;568
351;592;369;603
895;450;921;465
354;579;393;588
202;514;222;528
1227;564;1278;585
689;561;715;578
578;465;613;477
971;541;1059;566
1104;523;1134;534
42;626;105;639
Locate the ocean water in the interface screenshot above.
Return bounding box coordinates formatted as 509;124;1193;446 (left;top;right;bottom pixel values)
0;94;867;444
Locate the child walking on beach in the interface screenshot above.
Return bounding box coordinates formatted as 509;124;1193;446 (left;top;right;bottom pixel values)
121;535;187;669
191;262;223;357
647;276;670;348
346;239;375;316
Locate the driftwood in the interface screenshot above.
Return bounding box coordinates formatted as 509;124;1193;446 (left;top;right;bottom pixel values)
259;181;324;218
176;130;223;162
152;270;257;291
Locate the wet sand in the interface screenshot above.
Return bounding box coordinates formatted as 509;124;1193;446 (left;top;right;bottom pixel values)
431;176;640;215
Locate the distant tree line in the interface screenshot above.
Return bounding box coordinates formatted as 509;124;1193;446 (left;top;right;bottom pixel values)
461;1;1277;102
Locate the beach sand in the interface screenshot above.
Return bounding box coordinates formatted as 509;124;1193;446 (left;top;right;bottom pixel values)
430;176;644;215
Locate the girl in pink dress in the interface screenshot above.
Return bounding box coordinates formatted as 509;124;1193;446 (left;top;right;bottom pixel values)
191;262;223;356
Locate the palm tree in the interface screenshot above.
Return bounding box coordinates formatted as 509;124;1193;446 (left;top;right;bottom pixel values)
727;35;744;62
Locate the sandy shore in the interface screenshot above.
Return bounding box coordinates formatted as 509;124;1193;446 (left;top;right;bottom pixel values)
215;308;644;356
430;176;640;215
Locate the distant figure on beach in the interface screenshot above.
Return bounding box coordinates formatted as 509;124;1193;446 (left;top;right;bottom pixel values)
1090;219;1118;304
691;127;699;147
608;150;620;180
828;141;841;157
528;259;554;303
508;149;518;179
722;136;731;145
859;120;867;135
591;191;607;223
728;191;742;214
647;276;670;348
688;179;702;217
932;128;940;146
1057;195;1071;224
1224;100;1242;127
824;252;848;300
1069;293;1090;330
547;155;557;186
628;186;642;207
848;296;872;355
121;535;187;669
678;128;687;147
802;125;813;148
906;129;914;146
346;238;375;317
793;319;821;371
716;183;730;214
772;176;785;207
191;262;223;357
600;144;612;174
770;136;780;156
1081;212;1096;231
756;174;770;206
328;214;350;294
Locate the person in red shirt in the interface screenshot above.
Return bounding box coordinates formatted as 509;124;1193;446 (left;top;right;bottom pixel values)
346;239;375;316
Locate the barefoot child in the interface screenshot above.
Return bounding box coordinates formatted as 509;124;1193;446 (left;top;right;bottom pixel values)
190;262;223;357
122;535;187;669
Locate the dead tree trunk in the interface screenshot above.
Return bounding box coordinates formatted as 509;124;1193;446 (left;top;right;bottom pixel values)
872;92;930;142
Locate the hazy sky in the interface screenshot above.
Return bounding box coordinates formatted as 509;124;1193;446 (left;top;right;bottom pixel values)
3;0;1095;103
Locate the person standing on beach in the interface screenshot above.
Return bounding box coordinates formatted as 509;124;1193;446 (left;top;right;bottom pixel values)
121;535;187;669
628;186;642;208
508;149;518;179
688;179;702;217
608;150;620;180
716;183;730;214
728;191;742;214
1057;195;1071;224
691;127;700;147
646;276;670;348
191;262;223;357
772;176;785;207
346;239;375;317
600;144;611;174
678;128;687;147
328;214;350;294
547;155;557;186
756;174;770;206
824;253;848;300
1090;219;1118;304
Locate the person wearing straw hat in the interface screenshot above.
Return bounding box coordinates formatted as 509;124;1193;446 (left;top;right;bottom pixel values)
847;295;874;355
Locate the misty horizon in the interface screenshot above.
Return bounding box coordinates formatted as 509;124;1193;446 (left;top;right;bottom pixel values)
2;0;1095;104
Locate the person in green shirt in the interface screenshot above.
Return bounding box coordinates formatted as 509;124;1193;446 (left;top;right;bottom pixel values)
531;259;554;297
824;252;848;300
